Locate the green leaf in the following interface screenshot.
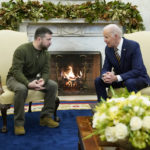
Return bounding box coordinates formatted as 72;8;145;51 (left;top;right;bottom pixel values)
0;0;145;32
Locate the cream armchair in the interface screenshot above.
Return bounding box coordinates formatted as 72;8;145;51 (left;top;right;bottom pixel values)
0;30;59;133
108;31;150;96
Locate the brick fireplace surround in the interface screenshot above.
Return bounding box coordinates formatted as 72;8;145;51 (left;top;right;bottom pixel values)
19;17;119;99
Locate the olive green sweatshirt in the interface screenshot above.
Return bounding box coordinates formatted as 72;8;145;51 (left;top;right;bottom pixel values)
7;42;50;87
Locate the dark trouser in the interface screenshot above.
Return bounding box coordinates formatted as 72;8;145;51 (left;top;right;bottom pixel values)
6;77;58;126
95;76;148;102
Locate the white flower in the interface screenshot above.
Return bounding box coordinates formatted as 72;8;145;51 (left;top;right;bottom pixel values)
92;112;108;128
128;103;132;107
133;106;144;115
105;126;117;142
115;123;128;140
113;120;119;125
141;97;150;106
142;116;150;130
108;97;125;103
130;116;142;131
128;95;137;100
140;96;149;101
109;106;118;113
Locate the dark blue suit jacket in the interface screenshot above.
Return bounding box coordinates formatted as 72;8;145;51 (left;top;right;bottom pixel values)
101;38;150;85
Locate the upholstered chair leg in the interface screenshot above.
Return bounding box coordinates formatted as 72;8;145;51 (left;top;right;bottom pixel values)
0;104;11;133
28;102;32;112
54;97;60;122
27;97;60;121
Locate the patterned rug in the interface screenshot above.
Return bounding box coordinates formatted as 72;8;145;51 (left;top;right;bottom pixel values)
3;99;97;115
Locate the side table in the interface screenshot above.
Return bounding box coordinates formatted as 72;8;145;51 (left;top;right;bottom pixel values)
76;116;123;150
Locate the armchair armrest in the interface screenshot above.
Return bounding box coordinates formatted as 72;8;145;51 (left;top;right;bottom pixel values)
0;76;4;94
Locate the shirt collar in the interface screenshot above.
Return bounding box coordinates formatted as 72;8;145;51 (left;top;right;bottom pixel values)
117;38;123;55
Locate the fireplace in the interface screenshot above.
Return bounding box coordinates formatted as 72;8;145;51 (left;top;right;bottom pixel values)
19;17;119;96
49;51;101;96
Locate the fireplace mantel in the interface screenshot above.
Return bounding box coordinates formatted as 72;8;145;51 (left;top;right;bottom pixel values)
19;19;118;36
19;19;119;56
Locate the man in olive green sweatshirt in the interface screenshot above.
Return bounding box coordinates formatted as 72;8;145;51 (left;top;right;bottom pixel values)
7;27;59;135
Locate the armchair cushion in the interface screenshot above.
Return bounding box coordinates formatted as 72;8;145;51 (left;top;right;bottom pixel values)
140;87;150;95
0;86;44;104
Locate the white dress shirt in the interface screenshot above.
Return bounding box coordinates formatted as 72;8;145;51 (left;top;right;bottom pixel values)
116;38;123;82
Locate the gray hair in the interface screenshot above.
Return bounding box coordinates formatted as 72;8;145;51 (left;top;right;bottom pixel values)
103;24;123;38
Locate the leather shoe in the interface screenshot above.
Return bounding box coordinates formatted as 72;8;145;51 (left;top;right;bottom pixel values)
40;117;59;128
14;126;25;135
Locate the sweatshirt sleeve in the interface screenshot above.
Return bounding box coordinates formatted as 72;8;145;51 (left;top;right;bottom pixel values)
41;52;50;84
11;48;29;87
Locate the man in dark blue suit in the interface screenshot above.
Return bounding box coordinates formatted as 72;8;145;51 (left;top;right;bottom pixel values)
95;24;150;101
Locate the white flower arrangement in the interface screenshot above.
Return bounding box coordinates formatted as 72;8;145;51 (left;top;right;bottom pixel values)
92;89;150;149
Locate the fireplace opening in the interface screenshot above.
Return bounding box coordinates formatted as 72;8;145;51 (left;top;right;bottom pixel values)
49;51;101;96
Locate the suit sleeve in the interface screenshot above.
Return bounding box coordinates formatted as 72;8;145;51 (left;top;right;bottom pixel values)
120;43;145;80
100;48;112;77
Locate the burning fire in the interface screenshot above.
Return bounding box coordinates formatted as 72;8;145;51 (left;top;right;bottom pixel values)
61;65;82;88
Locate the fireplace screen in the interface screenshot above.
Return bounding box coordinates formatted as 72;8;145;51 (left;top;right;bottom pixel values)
49;51;101;96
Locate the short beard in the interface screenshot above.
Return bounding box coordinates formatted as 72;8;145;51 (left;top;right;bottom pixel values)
39;44;48;50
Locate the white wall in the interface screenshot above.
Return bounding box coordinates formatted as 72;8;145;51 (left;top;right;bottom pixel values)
0;0;149;31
